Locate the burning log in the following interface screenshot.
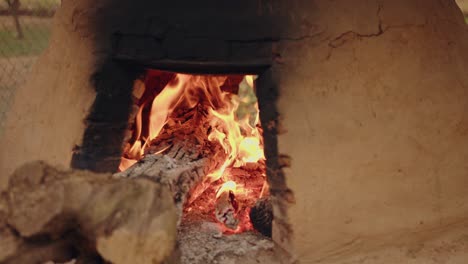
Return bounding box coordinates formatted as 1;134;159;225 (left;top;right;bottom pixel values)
114;140;222;220
214;181;240;230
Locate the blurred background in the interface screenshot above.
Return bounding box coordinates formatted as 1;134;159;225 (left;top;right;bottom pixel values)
458;0;468;23
0;0;59;135
0;0;467;135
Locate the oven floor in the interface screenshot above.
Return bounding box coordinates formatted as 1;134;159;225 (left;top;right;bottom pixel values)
178;221;279;264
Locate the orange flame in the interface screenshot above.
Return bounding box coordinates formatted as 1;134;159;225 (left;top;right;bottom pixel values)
148;74;191;141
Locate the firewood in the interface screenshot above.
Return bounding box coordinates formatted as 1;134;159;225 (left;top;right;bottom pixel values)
114;141;218;218
1;161;178;264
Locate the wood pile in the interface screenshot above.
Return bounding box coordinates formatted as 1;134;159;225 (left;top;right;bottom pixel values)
0;161;177;264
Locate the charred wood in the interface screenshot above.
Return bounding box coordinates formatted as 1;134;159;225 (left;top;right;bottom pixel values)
249;197;273;237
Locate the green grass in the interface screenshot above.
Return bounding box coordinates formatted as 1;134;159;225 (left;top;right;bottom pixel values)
0;23;50;57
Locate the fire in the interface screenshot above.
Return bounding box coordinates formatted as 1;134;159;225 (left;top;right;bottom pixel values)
216;181;237;199
239;137;263;163
119;70;267;233
148;74;191;141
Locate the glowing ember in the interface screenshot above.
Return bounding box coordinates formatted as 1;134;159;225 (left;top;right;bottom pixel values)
216;181;237;199
215;181;240;229
119;70;267;233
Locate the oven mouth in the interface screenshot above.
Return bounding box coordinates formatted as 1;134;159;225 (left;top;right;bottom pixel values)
117;69;268;234
70;59;291;262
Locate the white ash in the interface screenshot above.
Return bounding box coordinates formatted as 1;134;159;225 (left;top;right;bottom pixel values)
163;155;177;169
178;221;279;264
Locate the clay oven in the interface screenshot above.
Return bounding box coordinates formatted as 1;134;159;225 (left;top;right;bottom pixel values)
2;0;468;263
